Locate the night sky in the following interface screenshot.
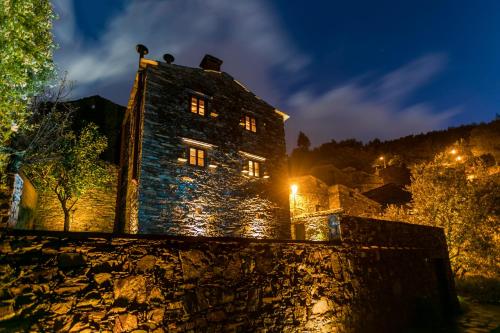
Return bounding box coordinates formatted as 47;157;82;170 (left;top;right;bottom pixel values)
52;0;500;150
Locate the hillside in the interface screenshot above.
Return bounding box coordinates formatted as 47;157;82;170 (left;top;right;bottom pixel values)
289;119;500;178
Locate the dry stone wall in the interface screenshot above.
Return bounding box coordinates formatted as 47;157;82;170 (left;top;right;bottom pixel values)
0;218;457;333
33;166;118;233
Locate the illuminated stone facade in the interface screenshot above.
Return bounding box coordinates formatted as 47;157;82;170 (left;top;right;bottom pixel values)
117;55;290;238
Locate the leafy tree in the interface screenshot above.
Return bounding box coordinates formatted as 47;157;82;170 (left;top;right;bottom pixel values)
25;123;109;231
297;131;311;150
6;76;75;174
384;142;500;278
0;0;56;175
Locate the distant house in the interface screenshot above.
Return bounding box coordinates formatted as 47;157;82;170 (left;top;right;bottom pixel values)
362;183;412;208
289;175;382;240
116;54;291;238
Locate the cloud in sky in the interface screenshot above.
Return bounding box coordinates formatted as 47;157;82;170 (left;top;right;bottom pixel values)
285;54;460;148
51;1;459;149
51;0;308;105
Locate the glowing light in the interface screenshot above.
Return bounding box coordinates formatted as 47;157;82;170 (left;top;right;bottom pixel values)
456;156;462;161
208;164;217;169
291;184;298;196
177;157;187;163
450;149;457;155
263;175;270;179
274;109;290;121
379;156;384;160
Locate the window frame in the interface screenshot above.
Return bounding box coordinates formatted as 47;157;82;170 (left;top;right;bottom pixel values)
243;115;257;133
248;159;261;177
190;95;207;116
188;146;206;168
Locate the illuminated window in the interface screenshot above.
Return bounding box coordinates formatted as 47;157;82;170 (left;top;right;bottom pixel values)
189;147;205;167
248;160;260;177
190;96;206;116
242;115;257;132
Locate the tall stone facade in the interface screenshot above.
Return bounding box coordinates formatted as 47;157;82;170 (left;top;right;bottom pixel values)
117;55;290;238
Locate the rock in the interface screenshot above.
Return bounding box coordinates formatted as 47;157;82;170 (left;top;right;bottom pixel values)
148;287;164;302
51;301;73;315
94;273;112;287
114;313;138;332
136;255;156;272
58;253;86;269
152;328;165;333
69;321;89;332
180;250;207;280
0;304;16;321
147;308;164;324
89;311;106;322
76;291;101;308
54;314;74;332
311;298;332;315
113;276;146;304
54;283;88;295
207;310;225;322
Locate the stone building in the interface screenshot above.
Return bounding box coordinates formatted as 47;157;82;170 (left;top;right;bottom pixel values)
1;96;124;232
289;175;382;240
116;53;291;238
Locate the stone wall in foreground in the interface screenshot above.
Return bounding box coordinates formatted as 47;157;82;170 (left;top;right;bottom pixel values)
0;220;457;333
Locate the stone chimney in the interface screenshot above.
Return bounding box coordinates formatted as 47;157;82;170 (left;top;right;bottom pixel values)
199;54;223;71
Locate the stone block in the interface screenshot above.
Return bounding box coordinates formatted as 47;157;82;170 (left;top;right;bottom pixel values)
58;253;86;269
113;276;147;304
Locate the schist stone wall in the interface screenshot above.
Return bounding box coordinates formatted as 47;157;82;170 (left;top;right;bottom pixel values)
118;57;290;238
0;217;458;333
34;166;118;233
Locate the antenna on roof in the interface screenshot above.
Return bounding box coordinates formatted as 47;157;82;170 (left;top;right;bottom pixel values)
163;54;175;64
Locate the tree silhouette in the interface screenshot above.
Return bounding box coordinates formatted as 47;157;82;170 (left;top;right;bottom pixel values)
297;131;311;150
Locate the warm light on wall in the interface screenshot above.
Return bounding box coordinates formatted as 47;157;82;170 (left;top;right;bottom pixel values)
291;184;298;196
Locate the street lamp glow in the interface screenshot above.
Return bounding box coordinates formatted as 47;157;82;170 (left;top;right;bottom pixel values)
456;156;462;161
291;184;298;196
450;149;457;155
379;156;384;160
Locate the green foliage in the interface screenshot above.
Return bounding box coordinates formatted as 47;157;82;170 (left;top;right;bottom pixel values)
25;123;109;231
455;275;500;304
387;141;500;278
0;0;56;173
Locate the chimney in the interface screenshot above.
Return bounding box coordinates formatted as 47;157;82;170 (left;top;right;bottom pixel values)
199;54;223;71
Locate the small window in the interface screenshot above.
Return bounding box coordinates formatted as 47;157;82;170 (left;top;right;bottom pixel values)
248;160;260;177
243;115;257;132
189;147;205;167
190;96;206;116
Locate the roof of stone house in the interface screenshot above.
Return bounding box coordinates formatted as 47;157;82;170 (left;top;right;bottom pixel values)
362;183;411;208
133;57;289;122
328;184;382;207
66;95;125;165
288;175;329;192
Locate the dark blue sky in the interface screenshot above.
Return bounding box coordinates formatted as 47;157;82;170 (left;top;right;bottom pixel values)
52;0;500;149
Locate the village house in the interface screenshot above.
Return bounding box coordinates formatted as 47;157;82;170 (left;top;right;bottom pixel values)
115;50;291;238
